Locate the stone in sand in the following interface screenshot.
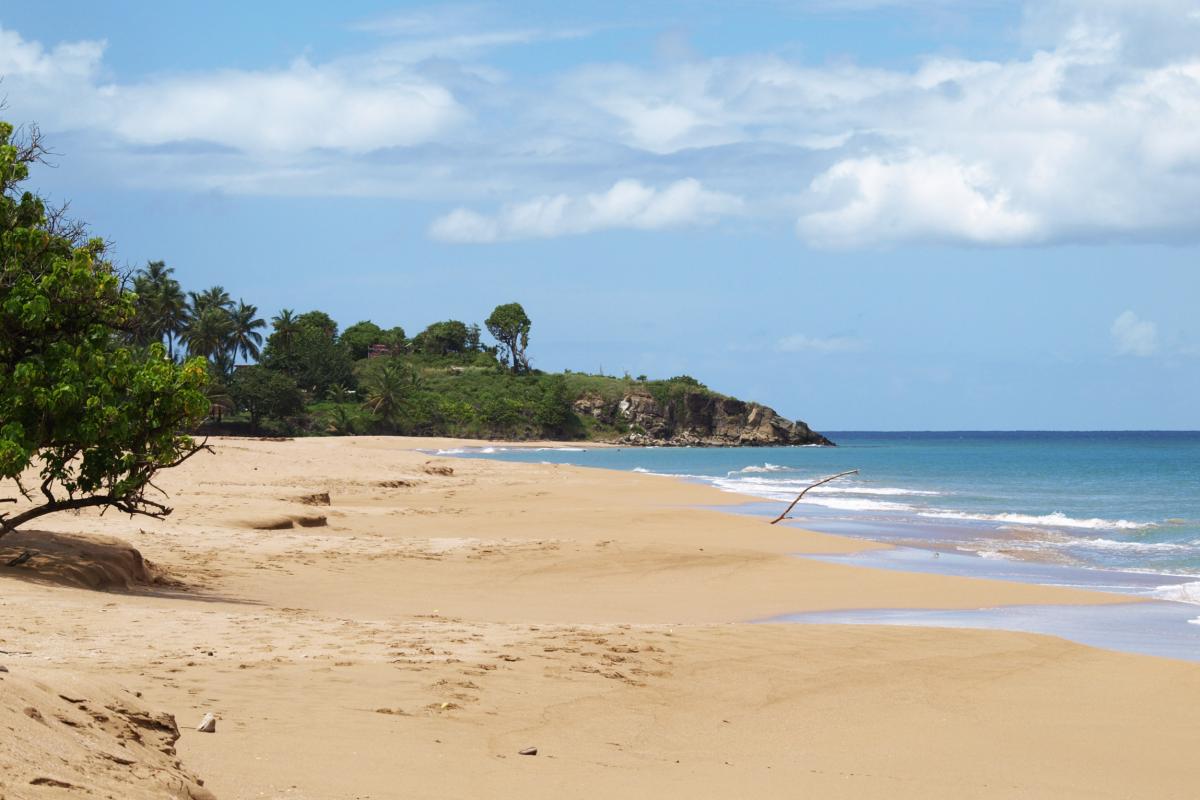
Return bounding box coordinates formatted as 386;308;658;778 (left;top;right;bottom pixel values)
197;712;217;733
518;747;538;756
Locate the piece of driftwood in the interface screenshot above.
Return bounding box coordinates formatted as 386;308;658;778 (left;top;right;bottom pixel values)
769;469;859;525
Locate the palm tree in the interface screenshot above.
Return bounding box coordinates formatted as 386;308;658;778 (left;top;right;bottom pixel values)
189;286;233;316
159;279;187;360
184;306;234;362
363;359;412;431
325;406;357;436
229;300;266;363
271;308;300;349
131;260;187;357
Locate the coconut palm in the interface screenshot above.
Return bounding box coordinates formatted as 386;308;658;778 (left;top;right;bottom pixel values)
271;308;300;349
189;286;233;316
229;301;266;363
184;305;234;362
131;261;187;358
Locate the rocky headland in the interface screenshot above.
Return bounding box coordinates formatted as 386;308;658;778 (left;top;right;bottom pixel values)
573;390;834;446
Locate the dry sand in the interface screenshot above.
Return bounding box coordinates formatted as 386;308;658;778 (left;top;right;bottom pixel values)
0;436;1197;799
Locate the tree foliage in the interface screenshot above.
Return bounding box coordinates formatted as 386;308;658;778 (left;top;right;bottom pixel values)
0;121;210;535
229;365;303;429
413;319;472;355
485;303;531;373
361;358;420;431
260;310;354;396
341;321;384;360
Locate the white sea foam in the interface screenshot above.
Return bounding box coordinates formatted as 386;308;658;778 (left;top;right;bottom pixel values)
730;463;790;474
708;477;917;511
1189;617;1200;626
1059;537;1189;553
812;485;942;497
1152;581;1200;605
918;509;1148;531
802;497;916;512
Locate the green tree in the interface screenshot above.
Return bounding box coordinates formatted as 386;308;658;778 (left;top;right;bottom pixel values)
341;320;384;360
413;320;470;355
229;300;266;362
485;302;531;373
261;309;354;396
534;375;574;434
130;260;187;360
381;326;407;352
0;120;210;535
189;286;233;316
271;308;300;349
361;358;418;431
229;365;303;430
183;305;234;362
296;310;338;339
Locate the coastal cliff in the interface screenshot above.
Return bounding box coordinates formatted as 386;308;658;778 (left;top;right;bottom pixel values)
573;390;834;447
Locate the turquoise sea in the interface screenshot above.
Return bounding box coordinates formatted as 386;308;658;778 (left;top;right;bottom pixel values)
446;431;1200;660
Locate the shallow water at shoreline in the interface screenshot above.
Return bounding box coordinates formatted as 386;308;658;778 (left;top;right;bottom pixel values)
446;432;1200;574
771;602;1200;663
447;433;1200;660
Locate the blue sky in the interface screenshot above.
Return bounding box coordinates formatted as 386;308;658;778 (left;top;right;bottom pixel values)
1;0;1197;429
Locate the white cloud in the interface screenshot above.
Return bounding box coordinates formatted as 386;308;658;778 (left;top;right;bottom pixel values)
560;1;1200;246
1111;311;1159;357
4;0;1200;250
0;26;462;155
429;178;742;242
107;61;462;154
776;334;865;353
797;153;1041;247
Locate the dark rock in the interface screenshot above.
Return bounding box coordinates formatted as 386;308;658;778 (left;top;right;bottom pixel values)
518;746;538;756
576;390;834;447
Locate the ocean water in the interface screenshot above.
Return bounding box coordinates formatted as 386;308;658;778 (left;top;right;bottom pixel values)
445;432;1200;575
444;432;1200;659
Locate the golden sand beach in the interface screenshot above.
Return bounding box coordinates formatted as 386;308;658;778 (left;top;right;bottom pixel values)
1;436;1197;799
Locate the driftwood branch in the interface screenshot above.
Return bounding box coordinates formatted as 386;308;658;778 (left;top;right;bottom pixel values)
769;469;859;525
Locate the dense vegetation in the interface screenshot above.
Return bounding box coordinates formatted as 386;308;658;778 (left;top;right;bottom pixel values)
0;122;210;534
125;256;722;440
1;116;729;450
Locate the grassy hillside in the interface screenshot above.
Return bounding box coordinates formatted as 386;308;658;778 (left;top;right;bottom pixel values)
211;350;726;442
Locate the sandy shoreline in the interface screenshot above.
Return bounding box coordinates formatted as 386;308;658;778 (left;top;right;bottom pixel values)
1;435;1197;798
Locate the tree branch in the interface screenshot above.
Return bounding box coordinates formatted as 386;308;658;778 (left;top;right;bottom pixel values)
769;469;859;525
0;493;173;537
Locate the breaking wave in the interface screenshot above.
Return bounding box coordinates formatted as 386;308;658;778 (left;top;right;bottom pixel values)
918;510;1149;531
1152;581;1200;605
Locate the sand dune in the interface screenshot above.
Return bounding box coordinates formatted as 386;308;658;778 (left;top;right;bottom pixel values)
0;436;1196;799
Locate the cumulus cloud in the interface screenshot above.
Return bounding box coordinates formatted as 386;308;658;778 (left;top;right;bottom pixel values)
561;1;1200;247
776;334;865;353
1111;311;1159;357
4;0;1200;249
429;178;742;242
0;26;462;155
797;153;1040;248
